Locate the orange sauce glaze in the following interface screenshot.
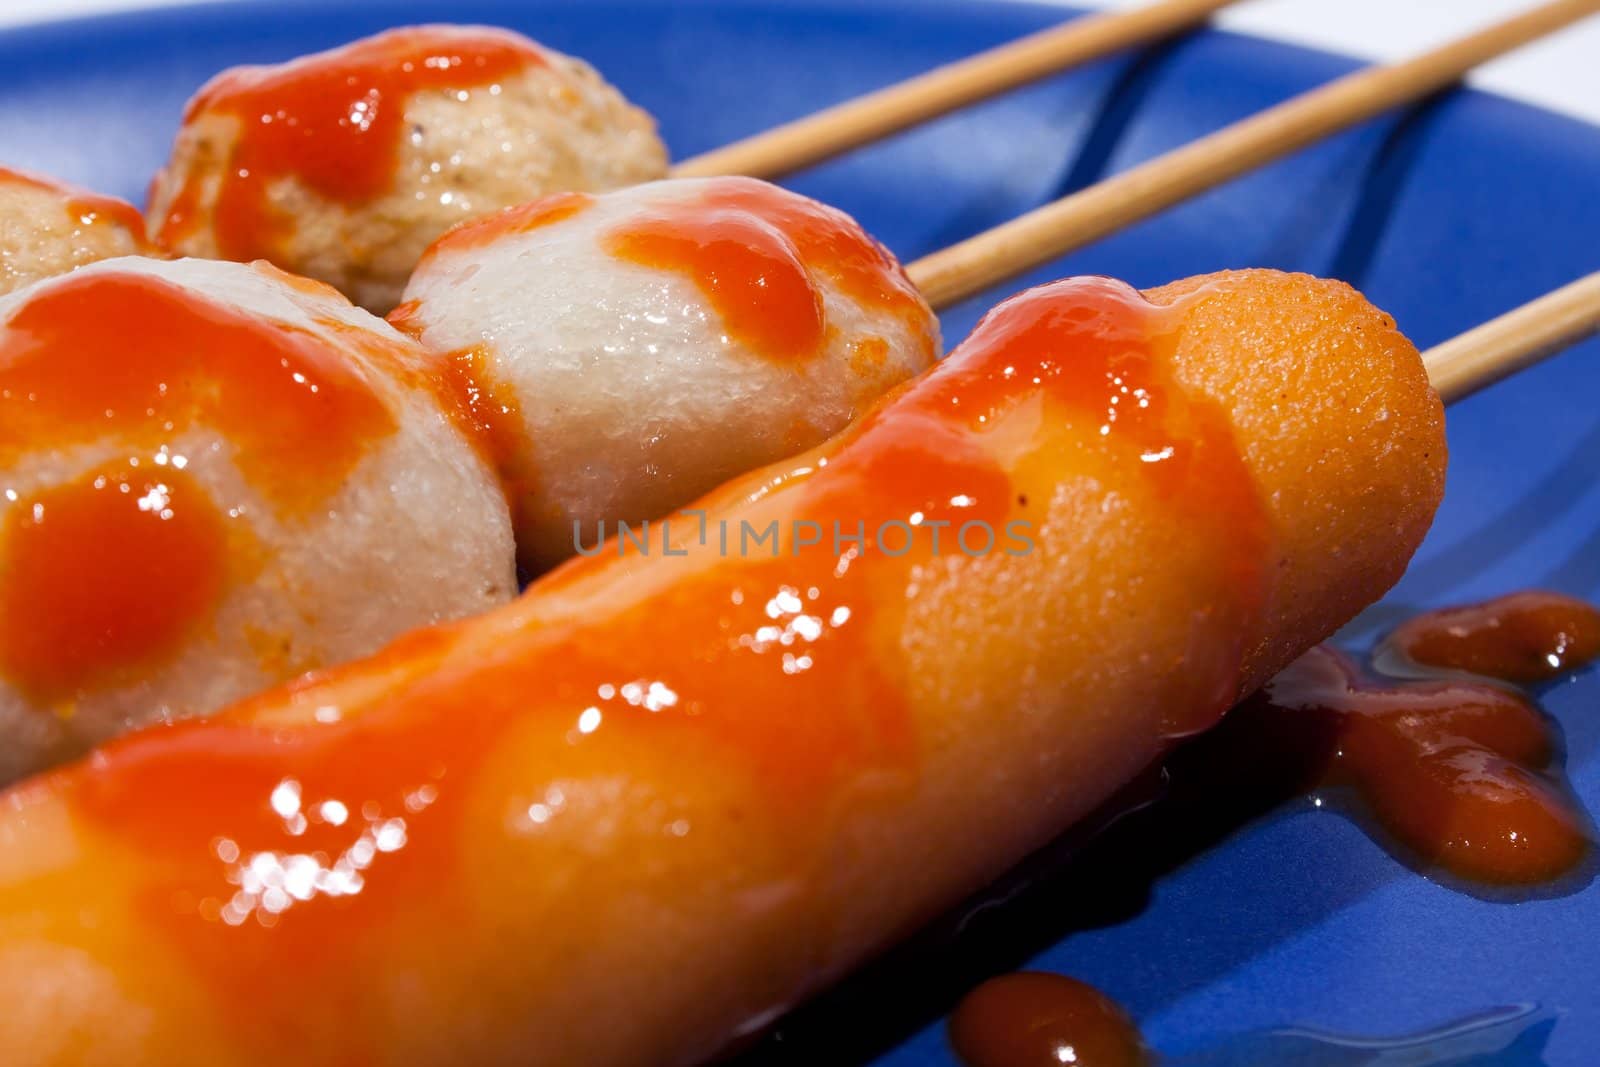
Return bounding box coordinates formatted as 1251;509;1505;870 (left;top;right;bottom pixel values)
949;972;1149;1067
0;164;149;239
56;278;1264;1038
153;26;546;262
1381;590;1600;684
0;270;396;515
387;302;535;512
604;177;937;366
0;464;228;706
1245;642;1591;884
608;192;827;363
0;268;397;708
439;346;535;515
416;190;593;263
920;277;1271;730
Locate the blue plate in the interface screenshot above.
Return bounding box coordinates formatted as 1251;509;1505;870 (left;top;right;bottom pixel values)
3;1;1597;1063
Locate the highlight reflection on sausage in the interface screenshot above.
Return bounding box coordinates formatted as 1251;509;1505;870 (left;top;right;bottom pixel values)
0;269;1446;1065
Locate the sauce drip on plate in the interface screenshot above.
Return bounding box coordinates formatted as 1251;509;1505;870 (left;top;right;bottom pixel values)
791;598;1592;1066
1379;590;1600;683
1217;593;1599;885
1246;645;1588;884
949;972;1149;1067
155;26;546;262
944;980;1545;1067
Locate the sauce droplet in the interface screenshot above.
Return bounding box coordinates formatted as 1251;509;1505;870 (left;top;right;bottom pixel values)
949;972;1149;1067
155;26;546;262
1379;590;1600;682
0;464;229;705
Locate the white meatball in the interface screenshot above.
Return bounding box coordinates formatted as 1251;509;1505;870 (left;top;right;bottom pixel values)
0;257;516;781
0;166;150;296
396;176;941;572
147;25;668;312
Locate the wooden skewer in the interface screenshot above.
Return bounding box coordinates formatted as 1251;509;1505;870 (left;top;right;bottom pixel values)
906;0;1600;310
1426;272;1600;403
670;0;1245;180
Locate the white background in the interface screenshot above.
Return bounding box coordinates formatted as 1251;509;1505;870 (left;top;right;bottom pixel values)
1;0;1597;125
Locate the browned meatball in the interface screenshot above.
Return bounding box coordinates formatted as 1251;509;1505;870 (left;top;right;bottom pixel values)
147;25;668;311
0;166;150;295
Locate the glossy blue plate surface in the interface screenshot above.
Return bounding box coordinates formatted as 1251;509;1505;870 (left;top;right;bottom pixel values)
2;1;1596;1063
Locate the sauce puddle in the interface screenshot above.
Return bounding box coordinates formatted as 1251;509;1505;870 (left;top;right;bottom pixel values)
942;591;1596;1066
1255;591;1599;888
948;976;1552;1066
949;971;1150;1066
738;592;1598;1066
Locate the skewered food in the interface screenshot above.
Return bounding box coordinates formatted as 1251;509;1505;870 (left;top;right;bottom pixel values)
0;269;1445;1064
0;256;516;782
0;166;150;295
146;25;668;312
1;172;938;768
395;175;941;571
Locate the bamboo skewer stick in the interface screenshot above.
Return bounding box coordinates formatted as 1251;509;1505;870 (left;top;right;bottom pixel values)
670;0;1245;180
905;0;1600;310
1426;272;1600;403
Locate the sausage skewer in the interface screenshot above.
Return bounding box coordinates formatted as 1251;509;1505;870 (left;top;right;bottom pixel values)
0;6;1592;1059
0;267;1463;1065
2;247;1598;1061
1424;271;1600;402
